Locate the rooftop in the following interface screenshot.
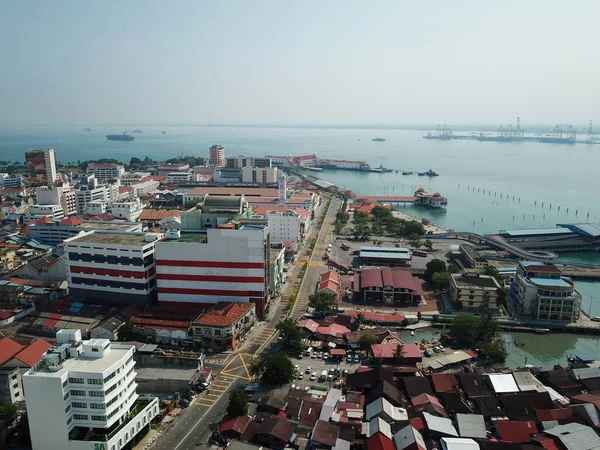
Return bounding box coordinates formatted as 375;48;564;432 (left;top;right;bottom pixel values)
66;231;157;246
194;302;254;327
188;187;278;198
452;274;501;289
503;227;574;237
527;277;573;288
557;223;600;238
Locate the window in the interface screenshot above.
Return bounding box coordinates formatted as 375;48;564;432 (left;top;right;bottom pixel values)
88;378;103;385
106;384;117;395
12;383;19;389
214;329;221;336
69;377;85;384
92;348;99;353
91;415;106;421
67;417;72;425
104;372;116;383
89;391;104;397
64;392;70;400
73;414;88;420
90;403;105;409
107;397;118;407
71;390;86;396
62;380;68;388
72;402;87;408
65;405;71;413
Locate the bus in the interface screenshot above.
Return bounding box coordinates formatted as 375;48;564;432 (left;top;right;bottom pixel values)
412;249;428;257
328;259;350;273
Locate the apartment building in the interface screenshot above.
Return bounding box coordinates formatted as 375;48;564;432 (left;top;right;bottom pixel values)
25;148;57;186
209;145;225;167
36;184;77;217
87;163;125;181
226;156;272;169
241;166;279;184
23;329;159;450
253;206;309;244
450;273;501;311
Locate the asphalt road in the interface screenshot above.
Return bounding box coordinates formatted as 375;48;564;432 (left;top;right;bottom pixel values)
149;196;337;450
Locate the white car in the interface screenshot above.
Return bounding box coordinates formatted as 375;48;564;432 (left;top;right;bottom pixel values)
305;367;311;374
311;353;317;359
298;373;303;380
294;365;299;372
310;373;316;381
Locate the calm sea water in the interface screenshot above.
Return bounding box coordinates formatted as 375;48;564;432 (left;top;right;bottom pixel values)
0;124;598;318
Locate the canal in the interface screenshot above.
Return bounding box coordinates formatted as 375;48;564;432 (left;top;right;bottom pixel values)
402;328;600;369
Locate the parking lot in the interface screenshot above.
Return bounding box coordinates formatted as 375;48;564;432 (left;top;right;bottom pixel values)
290;349;365;388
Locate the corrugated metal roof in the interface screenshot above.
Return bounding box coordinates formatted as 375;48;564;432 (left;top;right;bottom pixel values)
544;422;600;450
455;414;486;439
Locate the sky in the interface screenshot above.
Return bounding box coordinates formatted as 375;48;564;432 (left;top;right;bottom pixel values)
0;1;598;126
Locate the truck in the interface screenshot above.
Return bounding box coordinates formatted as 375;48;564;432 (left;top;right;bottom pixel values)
320;370;328;382
341;242;350;251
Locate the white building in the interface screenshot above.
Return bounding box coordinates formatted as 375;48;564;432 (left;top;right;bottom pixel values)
209;145;225;167
157;163;189;177
23;329;159;450
155;221;270;318
87;163;125;181
36;183;77;217
24;204;65;223
26;218;143;245
241;166;279;184
511;261;582;322
0;173;23;188
75;181;119;213
226;156;272;169
82;201;107;216
166;172;192;184
0;367;24;404
119;173;152;186
108;200;144;222
131;180;160;196
64;231;161;306
253;206;309;244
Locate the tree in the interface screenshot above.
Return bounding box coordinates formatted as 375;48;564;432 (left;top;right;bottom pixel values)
276;318;304;352
484;265;501;281
423;239;434;251
432;271;452;289
401;318;409;327
394;344;405;363
408;233;422;249
186;199;202;209
358;332;377;350
450;313;481;345
308;292;337;316
227;388;250;417
404;221;425;236
496;287;510;309
353;211;369;224
424;259;447;282
0;402;17;420
477;312;500;343
251;353;295;386
417;311;422;322
446;264;460;274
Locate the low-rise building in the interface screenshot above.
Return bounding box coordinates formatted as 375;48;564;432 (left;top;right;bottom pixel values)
90;316;126;340
166;172;192;185
87;163;125;181
24;204;65;223
0;367;23;404
450;273;501;311
23;329;159;450
64;231;160;306
353;267;424;305
25;217;142;245
107;200;144;221
36;184;77;217
459;245;488;270
511;261;582;321
270;247;285;295
227;156;272;169
158;163;190;177
241;166;279;184
191;302;256;351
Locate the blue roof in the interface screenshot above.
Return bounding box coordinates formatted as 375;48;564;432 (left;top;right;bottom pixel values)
575;354;595;363
557;223;600;238
504;227;573;237
360;251;411;260
360;246;410;253
6;213;21;221
528;277;572;287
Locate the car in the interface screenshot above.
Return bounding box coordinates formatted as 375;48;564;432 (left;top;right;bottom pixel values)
433;346;441;353
437;345;445;351
297;353;304;359
311;352;317;359
322;355;328;361
343;369;349;376
179;398;190;408
305;367;312;374
294;365;299;371
323;352;329;359
310;372;317;381
298;373;303;380
316;352;322;358
353;355;360;363
329;368;335;374
593;317;600;322
424;350;432;357
327;374;334;381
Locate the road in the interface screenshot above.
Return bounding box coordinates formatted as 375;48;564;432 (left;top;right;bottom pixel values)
149;195;340;450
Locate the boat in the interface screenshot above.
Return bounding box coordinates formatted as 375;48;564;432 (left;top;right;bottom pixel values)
83;127;91;132
133;129;143;133
418;169;439;176
402;171;413;175
106;133;135;141
161;131;168;135
372;138;386;142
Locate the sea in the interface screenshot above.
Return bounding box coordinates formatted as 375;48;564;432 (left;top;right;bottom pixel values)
1;124;599;367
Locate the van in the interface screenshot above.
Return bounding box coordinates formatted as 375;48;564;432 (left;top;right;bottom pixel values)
320;370;328;382
305;347;313;356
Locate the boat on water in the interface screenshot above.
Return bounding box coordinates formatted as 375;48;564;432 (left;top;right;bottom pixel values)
372;137;386;142
84;127;91;131
106;133;135;141
402;171;414;175
161;131;168;135
133;129;143;133
418;169;439;176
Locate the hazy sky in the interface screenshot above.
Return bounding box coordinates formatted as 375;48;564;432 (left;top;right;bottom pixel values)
1;1;598;126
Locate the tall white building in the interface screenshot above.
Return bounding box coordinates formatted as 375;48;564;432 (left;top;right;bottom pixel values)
75;182;119;213
87;163;125;181
23;329;159;450
24;204;65;223
36;183;77;217
253;206;309;244
25;148;57;186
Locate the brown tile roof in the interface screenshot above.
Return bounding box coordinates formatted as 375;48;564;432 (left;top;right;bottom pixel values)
13;338;52;367
256;416;296;443
430;373;458;393
402;376;434;399
311;420;339;447
194;302;254;327
139;209;181;221
494;420;538;443
131;316;189;331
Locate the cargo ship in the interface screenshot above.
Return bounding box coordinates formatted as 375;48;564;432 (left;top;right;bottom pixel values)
84;127;91;132
133;129;143;133
106;133;135;141
372;137;386;142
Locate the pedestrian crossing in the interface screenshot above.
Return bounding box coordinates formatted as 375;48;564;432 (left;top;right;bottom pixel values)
251;327;276;353
194;373;234;407
307;260;325;267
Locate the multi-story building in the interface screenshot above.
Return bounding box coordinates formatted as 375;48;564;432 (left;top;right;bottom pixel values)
25;148;57;186
226;156;272;169
157;163;190;177
119;172;152;186
459;245;489;270
191;302;256;351
253;206;309;244
24;204;65;223
107;200;144;222
450;273;501;311
130;180;160;197
241;166;279;184
87;163;125;181
180;194;253;230
166;172;192;185
511;261;582;322
26;218;142;245
82;201;107;216
23;329;159;450
64;231;160;306
0;367;23;404
0;173;23;188
36;183;77;217
209;145;225;167
75;178;118;213
155;220;270;318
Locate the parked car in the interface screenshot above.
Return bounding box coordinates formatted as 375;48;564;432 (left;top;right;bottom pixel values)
329;368;335;374
294;365;299;372
305;367;312;374
297;352;304;359
354;355;360;363
298;373;303;380
323;352;329;359
310;372;316;381
327;374;334;381
424;350;432;357
179;398;190;408
311;352;317;359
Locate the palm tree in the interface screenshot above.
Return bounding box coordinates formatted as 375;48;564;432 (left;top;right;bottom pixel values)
394;344;405;364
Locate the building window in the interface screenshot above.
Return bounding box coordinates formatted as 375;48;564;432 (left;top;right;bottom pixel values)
73;414;88;420
89;391;104;397
62;380;68;388
65;405;71;413
88;378;103;385
64;392;70;400
69;377;85;384
71;390;86;396
72;402;87;408
67;417;72;425
90;403;105;409
92;348;99;353
91;415;106;421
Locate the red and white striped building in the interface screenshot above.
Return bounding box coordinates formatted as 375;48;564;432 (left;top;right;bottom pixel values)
155;221;270;318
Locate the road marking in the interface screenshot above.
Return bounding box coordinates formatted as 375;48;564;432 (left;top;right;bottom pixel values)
195;402;214;407
210;388;226;392
211;382;230;388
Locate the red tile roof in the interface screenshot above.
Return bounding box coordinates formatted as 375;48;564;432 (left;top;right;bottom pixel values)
312;420;339;447
368;433;395;450
253;205;310;220
220;415;252;435
524;264;562;274
315;323;350;339
494;420;538;443
131;316;189;331
0;337;25;365
410;417;425;430
371;343;421;360
534;408;573;421
297;319;319;334
359;268;423;295
34;216;54;224
0;310;16;320
431;373;458;393
194;302;254;327
60;216;82;226
411;393;448;417
13;338;52;366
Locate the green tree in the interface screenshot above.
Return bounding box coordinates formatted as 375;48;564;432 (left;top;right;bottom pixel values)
371;206;393;221
117;322;134;341
424;259;447;282
484;265;501;281
251;353;294;386
371;220;384;235
404;221;426;235
496;287;510;309
227;388;250;417
353;211;369;224
446;264;460;274
450;313;481;345
308;292;337;316
408;233;422;249
432;271;452;289
0;402;17;420
358;331;377;350
276;318;304;352
477;312;500;343
186;199;202;209
394;344;405;363
477;338;507;363
423;239;434;251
